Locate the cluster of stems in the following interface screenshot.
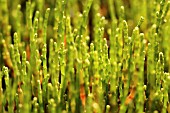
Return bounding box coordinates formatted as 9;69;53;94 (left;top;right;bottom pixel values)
0;0;170;113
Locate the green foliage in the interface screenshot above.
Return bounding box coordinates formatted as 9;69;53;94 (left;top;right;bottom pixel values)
0;0;170;112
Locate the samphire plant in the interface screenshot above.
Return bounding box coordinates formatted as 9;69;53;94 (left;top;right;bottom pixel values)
0;0;170;112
